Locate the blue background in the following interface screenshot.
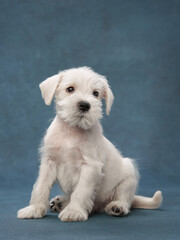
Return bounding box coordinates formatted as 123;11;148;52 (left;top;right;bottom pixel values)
0;0;180;239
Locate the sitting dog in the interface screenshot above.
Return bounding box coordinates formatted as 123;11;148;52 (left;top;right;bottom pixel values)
17;67;162;221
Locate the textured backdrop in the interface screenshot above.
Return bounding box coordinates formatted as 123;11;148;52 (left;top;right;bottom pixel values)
0;0;180;239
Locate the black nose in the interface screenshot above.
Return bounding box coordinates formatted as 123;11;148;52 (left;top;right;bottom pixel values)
78;101;91;112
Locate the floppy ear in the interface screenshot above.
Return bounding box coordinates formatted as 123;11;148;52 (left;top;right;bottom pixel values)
103;79;114;115
39;74;61;105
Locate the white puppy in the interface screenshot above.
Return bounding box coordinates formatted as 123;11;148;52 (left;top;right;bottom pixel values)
17;67;162;221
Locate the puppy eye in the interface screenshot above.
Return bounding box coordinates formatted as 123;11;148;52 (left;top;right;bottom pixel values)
66;86;75;93
93;90;99;97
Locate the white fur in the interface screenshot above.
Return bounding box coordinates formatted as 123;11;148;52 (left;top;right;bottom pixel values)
17;67;162;221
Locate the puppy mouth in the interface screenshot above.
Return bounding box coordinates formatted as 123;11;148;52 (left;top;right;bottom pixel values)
78;113;87;121
69;111;89;122
78;110;89;117
79;112;87;117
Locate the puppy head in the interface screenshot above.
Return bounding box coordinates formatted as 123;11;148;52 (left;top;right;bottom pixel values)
39;67;114;129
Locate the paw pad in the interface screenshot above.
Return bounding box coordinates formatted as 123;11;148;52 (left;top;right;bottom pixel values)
111;206;124;215
50;196;68;213
50;197;62;213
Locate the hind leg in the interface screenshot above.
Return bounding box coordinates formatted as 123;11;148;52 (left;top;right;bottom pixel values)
105;158;139;216
50;195;69;213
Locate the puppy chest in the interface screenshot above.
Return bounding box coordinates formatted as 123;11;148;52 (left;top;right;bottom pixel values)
56;160;81;194
55;147;83;194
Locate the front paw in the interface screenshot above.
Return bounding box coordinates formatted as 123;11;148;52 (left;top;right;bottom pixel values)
17;205;47;219
58;204;88;222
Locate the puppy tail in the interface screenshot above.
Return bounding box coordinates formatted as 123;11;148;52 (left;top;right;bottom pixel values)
131;191;163;209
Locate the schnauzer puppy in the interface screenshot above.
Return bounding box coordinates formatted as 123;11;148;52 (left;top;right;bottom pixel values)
17;67;162;221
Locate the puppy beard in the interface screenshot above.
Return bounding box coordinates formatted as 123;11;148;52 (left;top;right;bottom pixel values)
56;97;103;130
